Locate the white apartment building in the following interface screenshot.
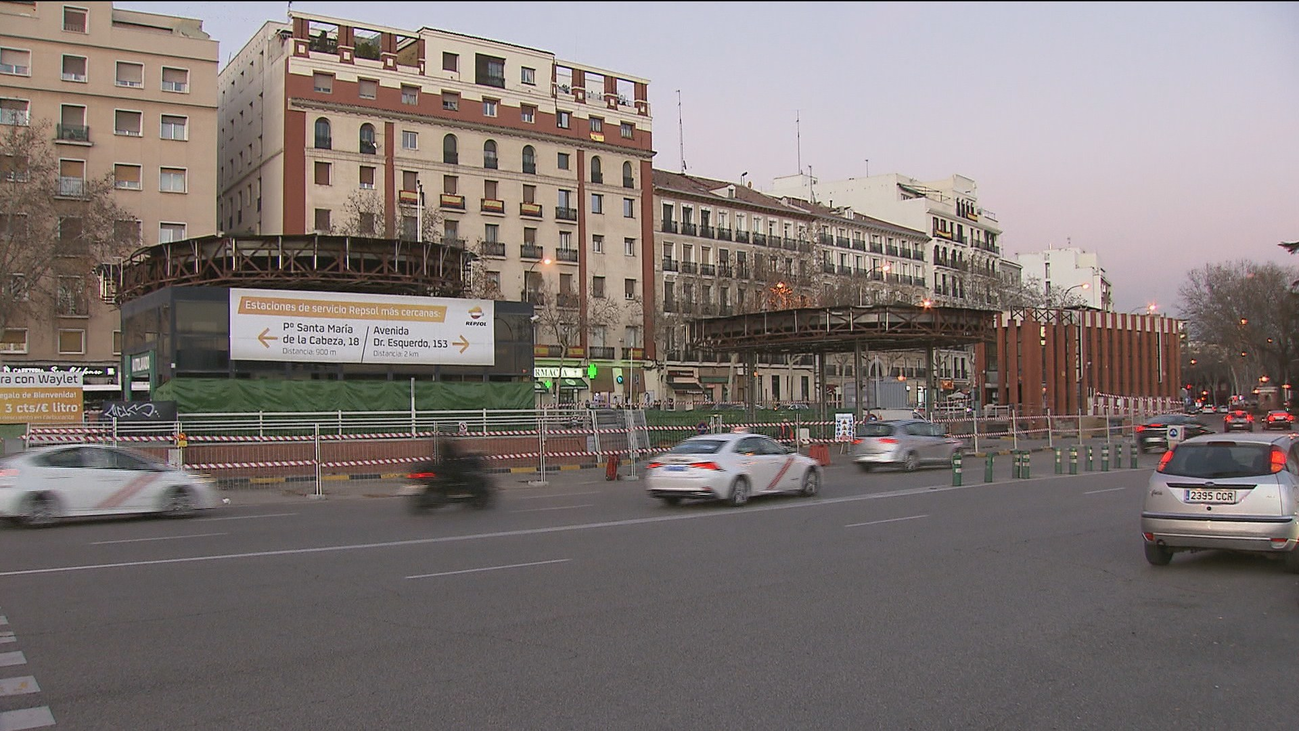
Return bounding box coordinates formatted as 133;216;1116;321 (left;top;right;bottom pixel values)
1015;247;1113;310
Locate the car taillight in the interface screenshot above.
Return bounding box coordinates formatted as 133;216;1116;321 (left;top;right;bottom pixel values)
1135;425;1146;433
691;461;723;471
406;471;437;480
878;438;898;444
1156;450;1175;472
851;439;862;445
1271;447;1287;474
647;462;662;469
0;468;16;478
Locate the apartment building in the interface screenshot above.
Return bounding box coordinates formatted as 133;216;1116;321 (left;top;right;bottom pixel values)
0;1;217;398
1015;246;1113;310
652;170;940;406
219;11;653;403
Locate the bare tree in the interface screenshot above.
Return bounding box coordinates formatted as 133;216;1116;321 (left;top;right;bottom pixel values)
459;239;503;301
1;121;136;362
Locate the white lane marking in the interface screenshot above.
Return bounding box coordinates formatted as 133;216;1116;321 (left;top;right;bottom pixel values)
200;512;300;522
0;615;7;625
0;631;14;644
510;504;595;513
0;706;56;729
406;558;570;580
1084;487;1126;495
90;532;228;546
0;675;40;696
0;475;1128;578
845;514;930;528
0;651;25;667
513;491;600;500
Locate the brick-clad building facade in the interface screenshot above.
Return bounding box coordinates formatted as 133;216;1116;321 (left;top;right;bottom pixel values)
980;308;1183;416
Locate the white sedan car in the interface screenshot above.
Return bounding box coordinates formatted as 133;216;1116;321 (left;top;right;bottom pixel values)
645;432;821;507
0;444;220;527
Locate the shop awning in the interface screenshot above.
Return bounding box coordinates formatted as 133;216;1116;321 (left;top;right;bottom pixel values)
668;378;706;393
533;381;549;393
558;378;589;391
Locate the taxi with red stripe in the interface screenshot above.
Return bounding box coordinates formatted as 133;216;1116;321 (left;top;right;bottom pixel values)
0;444;220;528
645;431;821;507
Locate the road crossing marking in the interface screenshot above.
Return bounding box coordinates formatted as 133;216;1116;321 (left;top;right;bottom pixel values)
90;532;228;546
200;512;300;522
0;651;26;667
0;706;56;729
845;514;930;528
0;631;14;644
0;675;40;696
513;491;600;500
510;504;595;513
1085;487;1126;495
405;559;570;580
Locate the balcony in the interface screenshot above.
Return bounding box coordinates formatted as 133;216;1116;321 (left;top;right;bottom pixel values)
522;162;536;174
734;231;750;244
622;347;644;360
661;220;678;234
442;237;467;249
837;265;853;276
817;233;834;246
555;248;579;263
661;258;678;273
735;265;749;279
822;263;836;275
887;246;901;257
700;263;716;276
798;242;812;253
698;225;715;239
57;177;86;198
480;198;505;214
481;241;506;257
853;241;867;251
681;222;697;237
360;140;377;155
521;290;545;305
751;233;767;247
680;261;698;275
783;237;799;251
623;177;634;189
557;293;580;309
663;300;676;313
56;124;90;143
836;236;850;247
718;264;733;278
310;36;338;54
716;227;732;241
555;206;577;221
315;136;332;150
590;172;603;184
589;346;615;359
520;202;543;218
521;244;544;260
443;152;458;165
439;194;465;210
870;244;883;254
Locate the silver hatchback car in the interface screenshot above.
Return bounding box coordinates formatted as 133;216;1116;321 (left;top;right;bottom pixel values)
1141;433;1299;572
852;420;963;472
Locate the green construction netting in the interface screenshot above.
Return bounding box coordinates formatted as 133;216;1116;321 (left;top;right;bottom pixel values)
153;379;533;413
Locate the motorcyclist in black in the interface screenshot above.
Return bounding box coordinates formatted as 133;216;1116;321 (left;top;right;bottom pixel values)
435;438;482;489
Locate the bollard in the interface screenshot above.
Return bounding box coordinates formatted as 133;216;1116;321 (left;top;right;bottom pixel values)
1069;445;1078;475
1085;445;1094;471
1101;444;1110;472
1130;442;1139;469
1021;450;1031;479
1054;448;1063;475
985;453;995;483
952;451;963;486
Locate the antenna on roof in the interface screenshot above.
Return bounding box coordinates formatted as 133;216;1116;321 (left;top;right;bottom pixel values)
677;90;687;174
796;110;802;179
286;1;293;17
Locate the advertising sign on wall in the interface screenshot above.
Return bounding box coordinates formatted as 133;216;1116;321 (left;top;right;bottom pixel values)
0;371;83;424
229;289;496;366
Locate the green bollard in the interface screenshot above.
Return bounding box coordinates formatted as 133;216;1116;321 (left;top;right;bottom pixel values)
1130;442;1139;469
1021;450;1031;479
952;451;963;486
1084;445;1093;471
1101;445;1110;472
1069;445;1078;475
1054;448;1063;474
985;453;994;482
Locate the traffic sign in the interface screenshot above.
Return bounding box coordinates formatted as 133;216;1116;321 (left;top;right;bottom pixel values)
1166;424;1184;445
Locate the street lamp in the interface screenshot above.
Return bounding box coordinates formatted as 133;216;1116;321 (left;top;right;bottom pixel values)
857;261;891;305
1060;282;1090;307
1128;303;1157;315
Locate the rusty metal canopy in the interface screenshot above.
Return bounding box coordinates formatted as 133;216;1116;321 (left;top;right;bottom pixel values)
688;304;998;355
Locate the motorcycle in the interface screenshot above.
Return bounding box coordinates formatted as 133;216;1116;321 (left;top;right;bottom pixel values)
402;456;495;512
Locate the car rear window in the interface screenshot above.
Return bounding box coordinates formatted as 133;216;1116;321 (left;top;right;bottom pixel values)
669;439;724;455
857;424;895;437
1160;443;1276;478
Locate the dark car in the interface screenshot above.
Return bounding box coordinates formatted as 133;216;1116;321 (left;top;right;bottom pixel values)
1264;410;1294;431
1224;409;1255;432
1135;413;1213;453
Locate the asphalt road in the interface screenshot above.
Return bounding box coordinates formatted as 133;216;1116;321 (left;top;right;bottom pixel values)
2;439;1296;730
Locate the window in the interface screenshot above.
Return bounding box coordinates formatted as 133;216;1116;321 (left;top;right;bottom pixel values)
114;219;140;245
61;55;87;82
314;208;331;232
442;52;458;72
520;67;537;86
401;130;418;150
623;198;635;218
557;110;571;129
523;227;537;245
624;279;637;300
521;105;535;123
63;6;87;33
161;67;188;93
314;117;331;149
475;53;506;88
359;165;375;189
483;140;498;169
114;110;142;136
314;161;331;185
484;223;499;243
159;114;187;140
482;98;498;117
1;98;29;126
592;234;604;253
159;222;186;243
484;180;498;200
559;231;573;251
159;167;186;193
112;330;122;355
402;170;418;191
443;134;458;164
0;329;28;354
113;164;141;190
522;184;536;204
557;189;573;210
590;156;603;184
590;276;606;299
443;175;457;194
313;72;333;94
557;152;570;170
358;78;378;100
442;91;459;111
56;275;86;316
591;193;603;214
58;159;85;196
624;237;636;256
58;329;85;354
359;212;377;235
522;146;536;174
359;123;376;154
621;122;634;139
0;48;31;76
401;85;419;105
114;61;142;87
590;117;603;133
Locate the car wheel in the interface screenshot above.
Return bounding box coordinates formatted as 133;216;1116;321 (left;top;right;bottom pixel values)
1283;548;1299;574
162;487;196;518
659;496;682;506
799;469;819;497
410;487;446;513
470;486;494;510
1144;542;1174;567
727;476;751;507
902;452;919;472
21;493;58;529
857;463;874;473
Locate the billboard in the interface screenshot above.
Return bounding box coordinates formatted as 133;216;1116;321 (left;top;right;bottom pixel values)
229;289;495;366
0;371;83;424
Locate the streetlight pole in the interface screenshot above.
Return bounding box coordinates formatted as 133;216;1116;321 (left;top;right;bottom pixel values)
415;181;424;243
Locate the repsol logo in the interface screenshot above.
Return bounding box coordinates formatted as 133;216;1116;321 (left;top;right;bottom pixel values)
465;320;489;327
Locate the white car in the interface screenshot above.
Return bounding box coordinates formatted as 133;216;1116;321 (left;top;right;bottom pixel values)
0;444;220;527
645;432;821;507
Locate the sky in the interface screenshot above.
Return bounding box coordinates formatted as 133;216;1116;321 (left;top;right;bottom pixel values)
119;1;1299;314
